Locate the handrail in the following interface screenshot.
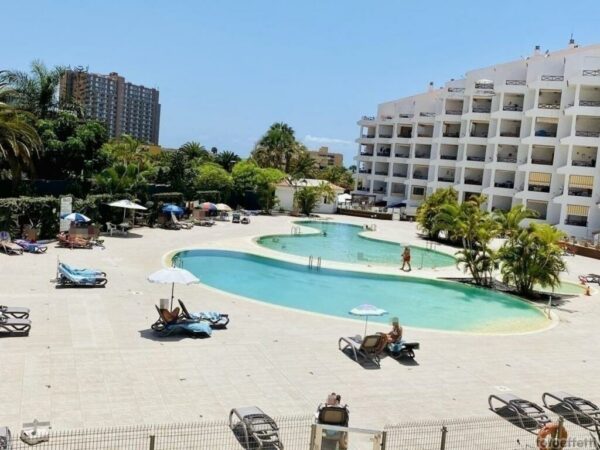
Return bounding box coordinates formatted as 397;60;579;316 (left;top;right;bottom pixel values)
505;79;526;85
448;87;465;93
541;75;564;81
582;69;600;77
308;255;313;269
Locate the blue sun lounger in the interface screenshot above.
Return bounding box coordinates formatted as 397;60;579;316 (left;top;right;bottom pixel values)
151;306;212;338
14;239;47;254
56;262;107;287
178;299;229;328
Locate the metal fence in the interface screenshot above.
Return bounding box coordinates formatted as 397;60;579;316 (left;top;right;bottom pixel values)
6;415;600;449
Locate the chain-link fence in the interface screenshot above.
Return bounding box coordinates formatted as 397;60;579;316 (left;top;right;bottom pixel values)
5;414;600;449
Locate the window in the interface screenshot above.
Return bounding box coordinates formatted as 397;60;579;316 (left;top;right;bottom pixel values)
412;186;425;196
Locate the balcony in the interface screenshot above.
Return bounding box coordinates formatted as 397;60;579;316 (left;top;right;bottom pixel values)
376;151;391;158
497;155;517;163
534;129;557;138
358;169;371;174
565;218;588;227
575;130;600;138
360;152;374;156
502;104;523;112
528;184;550;193
494;180;515;189
378;134;393;139
419;112;436;117
445;109;462;115
361;134;375;139
506;80;526;86
448;87;465;93
466;155;485;162
392;172;407;178
474;82;494;89
438;176;455;182
538;103;560;110
361;116;375;121
394;153;410;159
541;75;564;82
568;188;593;198
440;154;458;160
572;159;596;167
415;152;431;159
464;178;483;186
583;70;600;77
398;113;414;119
412;172;429;180
472;106;491;113
579;100;600;107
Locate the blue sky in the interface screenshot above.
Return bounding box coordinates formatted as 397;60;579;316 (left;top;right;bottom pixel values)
3;0;600;165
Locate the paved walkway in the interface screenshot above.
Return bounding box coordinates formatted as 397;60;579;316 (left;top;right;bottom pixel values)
1;215;599;431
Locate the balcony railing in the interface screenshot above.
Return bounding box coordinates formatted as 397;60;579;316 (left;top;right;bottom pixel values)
506;80;526;85
565;218;588;226
417;134;434;138
503;104;523;111
393;173;407;178
374;171;388;175
579;100;600;107
499;131;520;137
464;179;483;185
361;115;375;121
468;132;489;138
356;187;369;192
541;75;564;81
531;158;553;165
576;130;600;138
412;173;428;180
440;154;457;160
466;155;486;161
438;176;455;182
538;103;561;110
415;153;431;159
497;156;517;163
376;152;391;157
583;69;600;77
494;181;515;189
420;112;436;117
399;113;414;118
474;83;494;89
361;134;375;138
445;109;462;115
358;169;371;174
443;132;460;138
448;87;465;93
397;133;413;139
528;184;550;193
572;159;596;167
378;134;393;138
472;107;491;113
568;188;592;197
534;130;556;137
360;152;374;156
395;153;410;158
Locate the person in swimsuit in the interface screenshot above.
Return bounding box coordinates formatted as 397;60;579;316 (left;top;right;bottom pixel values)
401;246;411;271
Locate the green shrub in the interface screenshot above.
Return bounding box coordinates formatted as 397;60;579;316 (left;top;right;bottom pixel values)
0;196;60;238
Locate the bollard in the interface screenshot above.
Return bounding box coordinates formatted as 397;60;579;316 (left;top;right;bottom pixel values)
439;425;448;450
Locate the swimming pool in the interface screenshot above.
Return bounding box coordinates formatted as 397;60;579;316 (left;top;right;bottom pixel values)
257;221;456;268
175;249;549;334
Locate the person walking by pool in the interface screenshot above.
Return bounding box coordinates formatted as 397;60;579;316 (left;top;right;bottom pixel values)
401;246;411;271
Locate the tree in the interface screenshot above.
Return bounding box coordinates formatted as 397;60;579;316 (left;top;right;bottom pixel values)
289;149;317;178
93;163;147;195
416;187;458;239
180;141;210;161
231;159;285;211
293;182;336;216
450;195;499;286
214;150;241;172
0;61;66;119
0;102;42;188
498;223;566;297
494;205;538;238
196;163;233;200
252;122;299;172
317;165;354;190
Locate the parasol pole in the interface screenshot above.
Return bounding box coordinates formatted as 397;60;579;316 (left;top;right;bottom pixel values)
170;282;175;310
364;316;369;338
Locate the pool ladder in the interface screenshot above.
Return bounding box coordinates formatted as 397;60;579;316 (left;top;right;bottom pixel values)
308;255;322;271
419;242;437;270
291;226;301;235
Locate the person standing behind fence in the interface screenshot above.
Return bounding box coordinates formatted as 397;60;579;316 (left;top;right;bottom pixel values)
401;246;411;272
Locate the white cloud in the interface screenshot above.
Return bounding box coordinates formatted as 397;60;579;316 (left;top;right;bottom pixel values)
303;135;354;147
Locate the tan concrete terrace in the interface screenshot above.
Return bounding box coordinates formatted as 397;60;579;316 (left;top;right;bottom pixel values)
0;215;599;432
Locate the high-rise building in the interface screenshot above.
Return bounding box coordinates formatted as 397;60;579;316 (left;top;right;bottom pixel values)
308;146;344;169
60;70;161;144
355;40;600;237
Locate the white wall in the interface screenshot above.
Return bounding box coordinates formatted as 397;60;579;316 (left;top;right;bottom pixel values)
275;186;339;214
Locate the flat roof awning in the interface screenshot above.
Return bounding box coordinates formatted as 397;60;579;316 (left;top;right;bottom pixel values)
528;172;551;186
567;204;590;216
569;175;594;189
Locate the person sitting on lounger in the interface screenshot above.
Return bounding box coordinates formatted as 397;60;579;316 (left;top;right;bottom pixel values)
160;307;180;324
376;318;403;352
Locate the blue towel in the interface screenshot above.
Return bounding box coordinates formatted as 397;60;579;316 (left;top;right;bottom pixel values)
60;263;103;278
163;320;212;336
58;265;97;285
388;339;407;353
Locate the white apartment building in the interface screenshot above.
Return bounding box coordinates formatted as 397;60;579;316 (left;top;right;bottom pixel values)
355;40;600;238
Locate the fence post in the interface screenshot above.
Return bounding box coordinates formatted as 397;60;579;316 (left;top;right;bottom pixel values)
380;430;388;449
149;434;156;450
309;424;316;450
439;425;448;450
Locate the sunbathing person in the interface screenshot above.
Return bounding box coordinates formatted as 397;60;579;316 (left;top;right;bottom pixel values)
160;307;181;324
376;318;403;352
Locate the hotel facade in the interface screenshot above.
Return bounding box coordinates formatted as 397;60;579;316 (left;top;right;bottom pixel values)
355;41;600;238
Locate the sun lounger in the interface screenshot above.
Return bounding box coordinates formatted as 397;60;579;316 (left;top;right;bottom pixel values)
543;392;600;429
171;213;193;229
241;216;250;224
229;406;283;450
14;239;47;254
338;334;385;367
56;262;107;287
0;426;12;449
151;306;212;337
315;404;350;449
0;306;30;319
578;274;600;285
488;393;550;432
0;231;24;255
178;299;229;328
387;338;420;360
56;233;93;249
0;315;31;335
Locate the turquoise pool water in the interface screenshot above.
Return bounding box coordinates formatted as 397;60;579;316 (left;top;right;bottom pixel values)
257;221;455;268
175;250;549;333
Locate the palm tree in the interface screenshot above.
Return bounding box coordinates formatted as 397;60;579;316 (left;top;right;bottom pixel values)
417;187;458;239
293;182;336;215
214;150;241;172
0;61;66;119
0;87;42;187
498;223;566;296
494;205;538;238
289;150;317;178
93;162;147;195
180;141;210;160
252;122;298;171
